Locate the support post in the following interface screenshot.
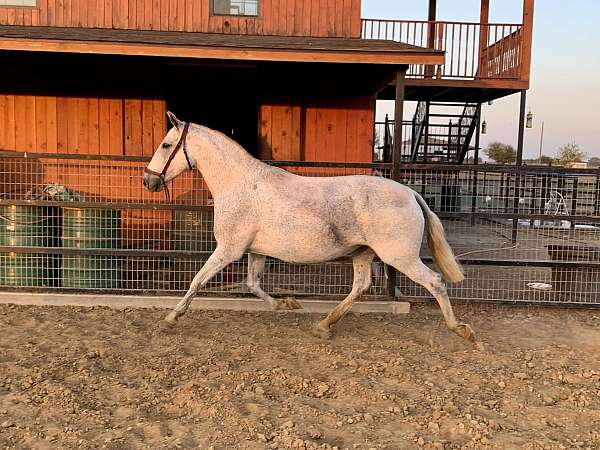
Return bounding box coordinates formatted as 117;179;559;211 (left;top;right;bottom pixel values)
520;0;535;82
516;90;526;166
512;90;527;243
470;103;481;226
478;0;490;73
425;0;437;78
423;101;430;162
427;0;437;47
387;69;406;299
473;104;481;164
383;114;391;162
392;70;406;181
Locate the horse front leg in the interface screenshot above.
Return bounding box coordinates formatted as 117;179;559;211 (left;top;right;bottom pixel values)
164;245;241;326
247;253;301;311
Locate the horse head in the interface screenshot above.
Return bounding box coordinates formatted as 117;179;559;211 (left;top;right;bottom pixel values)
143;111;195;192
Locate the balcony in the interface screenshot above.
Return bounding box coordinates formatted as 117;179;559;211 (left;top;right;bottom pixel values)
362;17;532;97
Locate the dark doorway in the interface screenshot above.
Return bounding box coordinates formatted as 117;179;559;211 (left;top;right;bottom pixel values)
166;63;260;158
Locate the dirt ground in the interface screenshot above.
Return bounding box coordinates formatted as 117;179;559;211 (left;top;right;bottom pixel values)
0;302;599;450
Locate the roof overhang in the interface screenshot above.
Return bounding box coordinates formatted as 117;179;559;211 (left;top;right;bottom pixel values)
0;25;444;66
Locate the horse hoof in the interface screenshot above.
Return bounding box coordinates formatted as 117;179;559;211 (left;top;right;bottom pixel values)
163;312;178;326
452;323;476;343
311;323;332;340
275;297;302;311
158;319;175;333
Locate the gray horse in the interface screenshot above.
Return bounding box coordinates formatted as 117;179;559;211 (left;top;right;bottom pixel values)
143;112;475;343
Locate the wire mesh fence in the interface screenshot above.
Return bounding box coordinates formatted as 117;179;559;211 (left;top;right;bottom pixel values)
1;150;599;305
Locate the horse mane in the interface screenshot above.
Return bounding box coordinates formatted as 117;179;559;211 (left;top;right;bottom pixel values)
191;123;277;174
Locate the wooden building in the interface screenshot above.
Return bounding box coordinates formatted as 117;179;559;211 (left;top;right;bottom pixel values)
0;0;534;167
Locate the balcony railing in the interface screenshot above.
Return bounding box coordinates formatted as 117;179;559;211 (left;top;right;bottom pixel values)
362;19;523;80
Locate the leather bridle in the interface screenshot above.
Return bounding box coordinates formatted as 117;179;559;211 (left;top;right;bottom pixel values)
144;122;193;188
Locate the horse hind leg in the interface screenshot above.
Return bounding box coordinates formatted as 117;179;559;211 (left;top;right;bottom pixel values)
247;253;301;311
312;248;375;339
386;257;476;343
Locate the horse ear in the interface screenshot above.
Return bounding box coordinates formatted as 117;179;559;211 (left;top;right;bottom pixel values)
166;111;182;130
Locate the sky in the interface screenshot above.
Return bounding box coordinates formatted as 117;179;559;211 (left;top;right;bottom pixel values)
363;0;600;160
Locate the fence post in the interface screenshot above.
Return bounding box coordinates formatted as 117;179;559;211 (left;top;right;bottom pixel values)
595;176;600;216
423;101;430;163
387;69;406;299
447;119;452;160
470;104;481;226
570;177;578;229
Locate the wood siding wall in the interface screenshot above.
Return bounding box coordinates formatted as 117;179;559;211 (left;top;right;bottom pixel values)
260;96;375;163
0;94;165;156
0;0;361;37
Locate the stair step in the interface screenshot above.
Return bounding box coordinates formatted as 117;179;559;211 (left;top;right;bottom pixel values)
429;113;477;118
429;102;473;107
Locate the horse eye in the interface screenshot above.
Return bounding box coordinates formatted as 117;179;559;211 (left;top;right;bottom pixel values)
162;142;172;149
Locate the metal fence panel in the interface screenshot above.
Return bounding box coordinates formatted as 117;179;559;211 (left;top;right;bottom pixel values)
1;151;599;304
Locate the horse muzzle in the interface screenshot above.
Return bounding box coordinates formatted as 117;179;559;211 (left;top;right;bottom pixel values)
143;172;165;192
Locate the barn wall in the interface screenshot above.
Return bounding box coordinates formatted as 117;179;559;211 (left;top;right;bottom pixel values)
259;97;303;161
0;94;164;156
0;0;361;38
259;95;375;163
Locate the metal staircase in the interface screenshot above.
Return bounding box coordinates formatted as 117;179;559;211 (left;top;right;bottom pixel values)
410;102;480;163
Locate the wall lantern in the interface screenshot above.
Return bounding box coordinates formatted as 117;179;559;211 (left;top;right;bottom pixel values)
481;119;487;134
526;110;533;128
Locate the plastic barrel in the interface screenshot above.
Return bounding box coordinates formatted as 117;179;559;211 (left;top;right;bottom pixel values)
0;205;59;287
61;208;120;289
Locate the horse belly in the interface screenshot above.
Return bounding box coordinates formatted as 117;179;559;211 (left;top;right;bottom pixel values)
248;221;360;264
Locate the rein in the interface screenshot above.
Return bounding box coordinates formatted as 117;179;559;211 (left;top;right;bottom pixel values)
144;122;193;202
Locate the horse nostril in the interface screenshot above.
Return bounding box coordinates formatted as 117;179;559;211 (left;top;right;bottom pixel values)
143;177;149;188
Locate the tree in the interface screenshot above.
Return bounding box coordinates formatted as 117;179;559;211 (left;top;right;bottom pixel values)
539;155;554;165
556;142;586;166
484;142;516;164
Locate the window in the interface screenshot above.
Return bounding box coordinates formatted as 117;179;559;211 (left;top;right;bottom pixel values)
0;0;36;6
212;0;258;17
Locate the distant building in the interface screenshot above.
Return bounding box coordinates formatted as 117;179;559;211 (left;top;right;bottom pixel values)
568;162;589;169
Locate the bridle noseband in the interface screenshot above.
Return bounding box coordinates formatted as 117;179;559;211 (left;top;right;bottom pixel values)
144;122;193;187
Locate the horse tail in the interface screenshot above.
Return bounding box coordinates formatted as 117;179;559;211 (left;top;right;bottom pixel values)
413;191;464;283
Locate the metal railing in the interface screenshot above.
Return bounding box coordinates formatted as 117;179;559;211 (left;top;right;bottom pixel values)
1;150;600;305
361;19;523;80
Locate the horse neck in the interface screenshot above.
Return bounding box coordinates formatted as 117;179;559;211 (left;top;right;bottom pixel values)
188;126;262;196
